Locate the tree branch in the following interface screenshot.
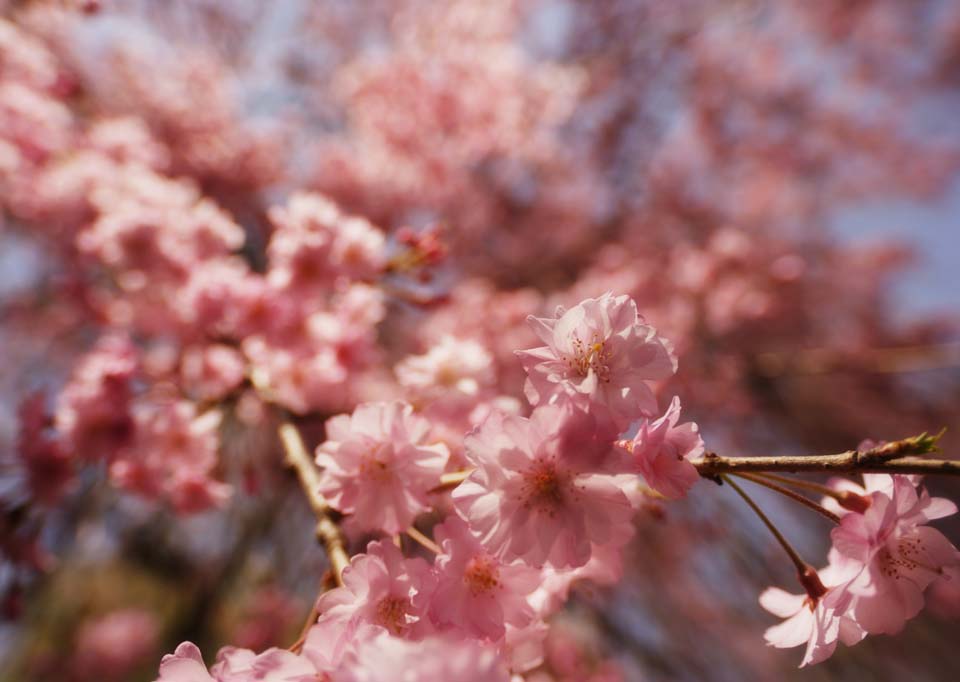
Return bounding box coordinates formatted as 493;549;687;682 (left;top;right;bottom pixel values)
692;433;958;478
278;421;349;585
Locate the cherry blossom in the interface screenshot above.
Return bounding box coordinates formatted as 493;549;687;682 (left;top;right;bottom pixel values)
396;335;495;401
453;403;635;569
55;333;136;463
330;631;510;682
155;642;318;682
759;560;864;667
616;397;704;500
428;515;540;640
516;293;676;428
316;401;448;534
829;475;960;635
109;400;230;513
309;540;436;668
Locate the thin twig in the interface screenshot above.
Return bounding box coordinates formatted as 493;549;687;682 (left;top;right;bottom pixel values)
731;473;841;524
278;421;349;584
693;433;952;478
407;526;441;554
721;475;808;574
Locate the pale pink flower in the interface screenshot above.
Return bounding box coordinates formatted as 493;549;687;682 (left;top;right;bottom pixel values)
428;515;540;640
616;397;704;500
309;541;436;669
316;401;448;534
759;561;864;667
396;335;495;400
516;293;676;428
155;641;318;682
330;631;510;682
830;475;960;635
453;404;635;569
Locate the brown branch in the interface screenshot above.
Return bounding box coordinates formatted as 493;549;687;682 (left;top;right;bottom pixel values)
693;432;957;478
278;421;349;585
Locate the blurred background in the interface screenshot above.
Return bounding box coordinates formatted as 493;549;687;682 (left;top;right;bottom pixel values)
1;1;959;680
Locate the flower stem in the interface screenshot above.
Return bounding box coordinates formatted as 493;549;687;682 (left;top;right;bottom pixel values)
406;526;442;554
721;474;809;575
731;473;841;524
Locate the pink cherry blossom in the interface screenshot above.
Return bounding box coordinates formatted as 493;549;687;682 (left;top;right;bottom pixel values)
180;344;246;402
428;515;540;640
516;293;676;428
829;475;960;635
616;396;704;500
155;641;318;682
316;401;448;534
55;333;136;462
453;403;635;569
309;540;436;669
267;192;385;297
330;631;509;682
396;335;495;401
110;400;230;513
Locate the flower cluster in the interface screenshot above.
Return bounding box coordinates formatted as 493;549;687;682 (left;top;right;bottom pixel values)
761;474;959;666
156;293;707;678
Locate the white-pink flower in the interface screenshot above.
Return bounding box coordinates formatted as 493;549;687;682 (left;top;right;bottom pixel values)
616;396;704;500
330;631;510;682
428;515;540;640
453;404;635;569
316;401;448;534
396;335;495;401
155;641;318;682
515;293;676;428
759;561;864;668
829;474;960;635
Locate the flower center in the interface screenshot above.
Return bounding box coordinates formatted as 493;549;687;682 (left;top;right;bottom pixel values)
463;555;501;596
567;332;612;382
520;459;568;513
878;535;943;580
358;445;393;482
375;596;410;635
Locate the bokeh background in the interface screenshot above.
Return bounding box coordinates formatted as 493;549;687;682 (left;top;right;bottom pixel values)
1;1;959;680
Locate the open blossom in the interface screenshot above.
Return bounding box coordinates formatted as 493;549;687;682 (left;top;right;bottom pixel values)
516;293;676;428
155;641;318;682
330;631;509;682
316;401;448;534
453;403;634;569
307;540;436;671
110;400;230;513
428;515;540;640
829;474;960;635
616;396;704;500
396;335;495;400
759;560;864;667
